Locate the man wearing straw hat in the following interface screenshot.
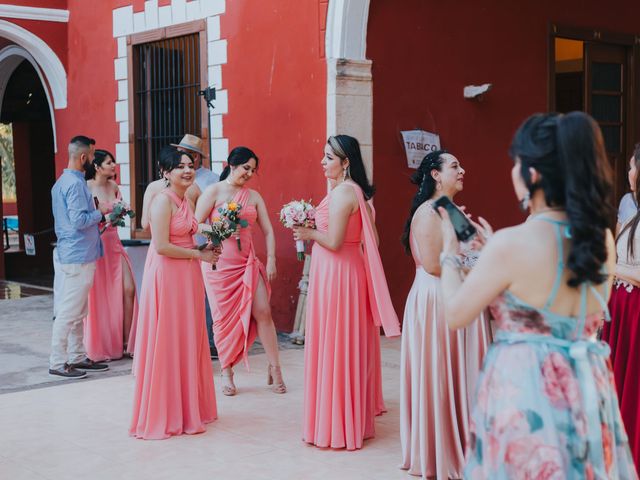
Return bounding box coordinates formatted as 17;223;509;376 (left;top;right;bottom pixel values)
171;134;219;195
172;134;220;359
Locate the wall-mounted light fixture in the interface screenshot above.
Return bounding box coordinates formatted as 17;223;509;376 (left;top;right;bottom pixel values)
463;83;492;100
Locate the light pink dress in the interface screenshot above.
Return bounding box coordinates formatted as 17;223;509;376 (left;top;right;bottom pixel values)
84;195;138;361
201;187;270;370
130;189;217;440
303;182;401;451
400;216;492;478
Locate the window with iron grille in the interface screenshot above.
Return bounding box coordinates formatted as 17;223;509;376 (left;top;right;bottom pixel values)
132;33;201;228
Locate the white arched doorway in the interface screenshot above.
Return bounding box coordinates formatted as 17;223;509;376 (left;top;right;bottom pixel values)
325;0;373;178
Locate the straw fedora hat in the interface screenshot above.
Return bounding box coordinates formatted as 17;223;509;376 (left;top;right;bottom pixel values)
171;134;206;157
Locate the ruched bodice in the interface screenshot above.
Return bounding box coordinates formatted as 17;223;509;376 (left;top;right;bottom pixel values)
315;195;362;246
151;190;198;249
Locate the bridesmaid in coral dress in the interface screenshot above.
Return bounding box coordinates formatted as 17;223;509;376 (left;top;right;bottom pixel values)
130;150;219;440
399;150;492;479
602;144;640;468
195;147;285;396
294;135;401;451
84;149;138;361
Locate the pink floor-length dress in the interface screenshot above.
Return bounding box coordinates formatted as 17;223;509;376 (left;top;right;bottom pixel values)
201;187;270;370
84;197;138;361
400;227;492;479
303;181;401;451
130;189;217;440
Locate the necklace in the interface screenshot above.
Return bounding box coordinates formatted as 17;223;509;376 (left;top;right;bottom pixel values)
529;206;565;218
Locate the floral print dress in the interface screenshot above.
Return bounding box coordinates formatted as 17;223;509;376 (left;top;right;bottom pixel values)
464;219;638;479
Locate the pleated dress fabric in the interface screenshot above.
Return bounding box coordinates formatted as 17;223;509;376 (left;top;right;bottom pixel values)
400;230;492;479
129;189;217;440
303;182;400;451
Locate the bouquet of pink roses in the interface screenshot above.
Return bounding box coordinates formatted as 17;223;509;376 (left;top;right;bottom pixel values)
280;200;316;260
100;201;135;234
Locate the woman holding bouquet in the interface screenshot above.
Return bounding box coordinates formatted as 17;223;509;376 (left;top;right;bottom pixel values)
195;146;284;396
399;150;491;479
130;150;219;440
293;135;401;450
84;149;138;360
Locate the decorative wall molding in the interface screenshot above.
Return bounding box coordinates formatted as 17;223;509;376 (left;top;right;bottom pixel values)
0;19;67;110
112;0;227;239
0;5;69;23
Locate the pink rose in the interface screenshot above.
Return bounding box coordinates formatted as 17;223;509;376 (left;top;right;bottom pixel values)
540;352;580;408
505;436;564;480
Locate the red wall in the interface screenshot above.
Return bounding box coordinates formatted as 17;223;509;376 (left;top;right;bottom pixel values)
221;0;327;331
367;0;640;315
52;0;119;173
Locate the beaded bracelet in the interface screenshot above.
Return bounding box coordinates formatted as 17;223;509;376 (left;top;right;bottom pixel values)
439;252;463;270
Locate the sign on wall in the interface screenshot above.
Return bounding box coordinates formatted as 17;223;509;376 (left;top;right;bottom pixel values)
401;130;441;169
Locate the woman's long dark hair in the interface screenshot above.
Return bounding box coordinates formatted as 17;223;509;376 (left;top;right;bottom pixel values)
219;146;259;181
84;149;114;180
327;135;375;200
617;143;640;259
510;111;614;287
400;150;447;253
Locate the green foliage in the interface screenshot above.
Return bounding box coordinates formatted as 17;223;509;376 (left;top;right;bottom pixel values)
0;123;16;202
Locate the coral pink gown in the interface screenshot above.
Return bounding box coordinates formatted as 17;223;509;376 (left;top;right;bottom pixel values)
201;187;270;370
303;181;401;450
84;195;138;361
130;189;217;440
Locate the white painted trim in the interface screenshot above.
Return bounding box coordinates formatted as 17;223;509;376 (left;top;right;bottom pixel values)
325;0;370;61
0;19;67;109
325;1;373;180
112;1;229;239
0;5;69;23
0;45;58;152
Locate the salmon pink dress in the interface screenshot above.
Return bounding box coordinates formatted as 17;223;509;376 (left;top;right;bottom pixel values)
303;181;401;451
84;195;138;361
130;189;217;440
201;187;270;370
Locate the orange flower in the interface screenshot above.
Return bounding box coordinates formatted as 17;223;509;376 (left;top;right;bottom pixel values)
212;216;221;222
227;202;238;211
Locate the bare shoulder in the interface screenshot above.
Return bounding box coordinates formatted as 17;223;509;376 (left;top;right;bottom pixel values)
147;179;165;194
331;182;357;204
108;179;120;193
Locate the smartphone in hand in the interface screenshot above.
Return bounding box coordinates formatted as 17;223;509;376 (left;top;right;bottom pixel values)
433;195;477;242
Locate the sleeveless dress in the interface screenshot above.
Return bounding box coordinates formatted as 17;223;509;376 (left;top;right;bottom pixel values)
130;190;217;440
201;187;270;370
602;215;640;468
400;221;492;479
303;182;401;451
465;218;638;479
84;193;138;361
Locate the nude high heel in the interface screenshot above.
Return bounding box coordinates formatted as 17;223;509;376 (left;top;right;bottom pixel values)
267;364;286;394
221;369;237;396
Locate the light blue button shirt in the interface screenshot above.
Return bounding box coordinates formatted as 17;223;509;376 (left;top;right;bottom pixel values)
52;169;103;264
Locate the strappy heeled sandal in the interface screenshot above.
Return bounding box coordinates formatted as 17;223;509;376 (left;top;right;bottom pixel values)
221;369;237;396
267;364;287;394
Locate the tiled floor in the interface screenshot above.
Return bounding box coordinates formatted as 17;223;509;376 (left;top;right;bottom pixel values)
0;338;407;480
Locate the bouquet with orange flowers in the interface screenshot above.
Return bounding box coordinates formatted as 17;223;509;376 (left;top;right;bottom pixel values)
201;201;248;270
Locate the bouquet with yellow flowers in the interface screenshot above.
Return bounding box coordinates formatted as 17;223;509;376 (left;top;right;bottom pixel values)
200;201;248;270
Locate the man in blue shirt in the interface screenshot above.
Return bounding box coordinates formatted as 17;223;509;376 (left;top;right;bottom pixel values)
49;136;111;379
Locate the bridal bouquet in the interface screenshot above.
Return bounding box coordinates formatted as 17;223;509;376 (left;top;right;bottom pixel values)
100;202;135;234
280;200;316;260
201;202;248;270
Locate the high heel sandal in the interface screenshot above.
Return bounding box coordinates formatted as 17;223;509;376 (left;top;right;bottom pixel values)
267;364;287;394
221;369;237;396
